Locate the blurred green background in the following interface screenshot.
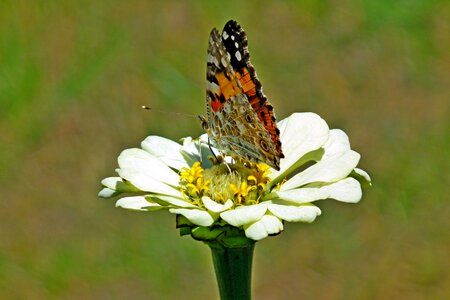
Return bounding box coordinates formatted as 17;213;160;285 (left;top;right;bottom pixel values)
0;1;448;299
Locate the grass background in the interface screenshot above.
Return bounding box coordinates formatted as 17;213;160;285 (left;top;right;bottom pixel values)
0;1;448;299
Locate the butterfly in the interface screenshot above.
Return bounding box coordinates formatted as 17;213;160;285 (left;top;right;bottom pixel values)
199;20;284;170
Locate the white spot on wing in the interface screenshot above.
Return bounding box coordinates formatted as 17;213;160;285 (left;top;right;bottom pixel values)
208;54;220;67
235;51;242;61
222;31;229;40
206;81;220;94
221;57;228;67
231;35;235;41
234;42;239;48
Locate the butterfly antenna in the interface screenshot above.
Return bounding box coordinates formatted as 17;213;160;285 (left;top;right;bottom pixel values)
141;105;197;119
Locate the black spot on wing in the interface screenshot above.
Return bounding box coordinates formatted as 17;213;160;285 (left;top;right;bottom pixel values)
221;20;269;110
207;90;216;101
260;111;266;118
207;73;219;84
221;20;249;70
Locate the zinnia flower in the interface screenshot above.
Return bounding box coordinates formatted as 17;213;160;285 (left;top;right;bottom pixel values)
99;112;370;241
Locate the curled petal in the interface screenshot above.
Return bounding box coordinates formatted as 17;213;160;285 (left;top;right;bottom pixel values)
220;204;267;227
282;150;360;190
353;168;372;186
118;148;179;185
147;195;196;208
117;149;182;197
100;177;123;189
169;208;214;226
273;177;363;204
141;136;189;170
118;168;182;197
100;177;139;193
202;197;234;213
116;196;161;211
98;187;119;198
271;113;329;179
179;136;214;167
323;129;351;158
267;203;321;222
244;215;284;241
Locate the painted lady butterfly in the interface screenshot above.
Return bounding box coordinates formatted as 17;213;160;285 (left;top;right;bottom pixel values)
200;20;284;170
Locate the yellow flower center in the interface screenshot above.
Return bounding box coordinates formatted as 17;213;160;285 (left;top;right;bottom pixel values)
179;157;272;206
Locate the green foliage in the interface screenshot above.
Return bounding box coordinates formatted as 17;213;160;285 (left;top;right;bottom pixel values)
0;1;448;299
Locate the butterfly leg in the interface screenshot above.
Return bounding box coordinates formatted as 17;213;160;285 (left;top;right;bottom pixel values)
224;159;232;173
207;136;218;161
207;137;233;173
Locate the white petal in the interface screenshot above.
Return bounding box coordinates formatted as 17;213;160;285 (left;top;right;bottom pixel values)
100;177;138;192
274;177;363;203
271;113;329;179
202;197;234;213
118;148;179;186
267;203;321;222
181;135;215;168
220;204;267;227
353;168;372;185
118;168;181;197
117;149;182;197
326;178;362;203
198;133;209;144
275;116;289;136
141;136;189;170
116;196;161;211
98;187;119;198
180;136;201;161
244;215;283;241
282;150;360;190
147;195;196;208
101;177;123;189
323;129;351;158
169;208;214;226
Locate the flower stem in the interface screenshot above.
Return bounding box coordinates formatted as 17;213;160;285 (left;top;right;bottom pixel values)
208;241;255;300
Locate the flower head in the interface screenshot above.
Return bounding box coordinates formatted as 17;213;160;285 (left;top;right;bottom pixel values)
99;113;371;241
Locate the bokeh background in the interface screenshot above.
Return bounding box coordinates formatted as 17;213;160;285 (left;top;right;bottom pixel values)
1;1;448;299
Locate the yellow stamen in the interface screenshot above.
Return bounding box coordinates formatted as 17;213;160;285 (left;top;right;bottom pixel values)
179;159;274;207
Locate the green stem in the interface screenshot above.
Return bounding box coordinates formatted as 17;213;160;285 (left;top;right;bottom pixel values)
209;241;255;300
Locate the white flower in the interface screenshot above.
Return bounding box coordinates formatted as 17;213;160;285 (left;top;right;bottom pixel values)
99;113;371;241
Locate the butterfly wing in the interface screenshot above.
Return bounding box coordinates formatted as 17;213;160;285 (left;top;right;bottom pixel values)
204;21;283;170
